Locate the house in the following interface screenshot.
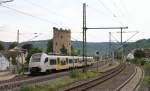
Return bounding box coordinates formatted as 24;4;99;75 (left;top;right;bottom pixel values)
0;48;28;73
0;53;9;71
143;48;150;58
127;53;134;60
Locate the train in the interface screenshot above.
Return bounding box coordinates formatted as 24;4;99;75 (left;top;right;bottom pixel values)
29;53;95;74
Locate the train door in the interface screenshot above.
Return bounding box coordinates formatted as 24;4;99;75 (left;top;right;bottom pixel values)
65;58;69;69
69;59;73;69
49;58;56;71
44;57;49;72
61;59;66;70
56;58;61;70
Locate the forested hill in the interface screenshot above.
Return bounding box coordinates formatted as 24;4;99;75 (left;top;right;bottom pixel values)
1;40;111;56
1;38;150;56
126;39;150;51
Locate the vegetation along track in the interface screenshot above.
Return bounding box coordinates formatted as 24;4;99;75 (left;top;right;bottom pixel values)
0;71;69;91
0;61;108;91
63;63;126;91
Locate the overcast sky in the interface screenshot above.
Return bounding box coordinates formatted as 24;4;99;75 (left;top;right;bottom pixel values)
0;0;150;42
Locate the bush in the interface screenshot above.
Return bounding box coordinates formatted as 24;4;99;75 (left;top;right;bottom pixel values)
20;84;34;91
143;76;150;86
69;69;81;78
144;63;150;75
69;69;98;80
20;70;99;91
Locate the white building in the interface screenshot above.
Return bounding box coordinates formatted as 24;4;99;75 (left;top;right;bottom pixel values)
0;53;9;71
127;53;134;60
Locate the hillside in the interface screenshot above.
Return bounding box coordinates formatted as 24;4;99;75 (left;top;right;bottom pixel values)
1;38;150;56
1;40;111;56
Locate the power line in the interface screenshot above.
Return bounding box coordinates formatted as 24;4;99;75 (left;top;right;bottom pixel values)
96;0;125;26
0;0;14;4
0;5;60;26
87;5;124;27
22;0;63;17
111;0;125;17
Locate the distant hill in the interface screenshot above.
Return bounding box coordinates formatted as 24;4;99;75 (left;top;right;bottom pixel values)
1;40;111;56
126;39;150;51
2;38;150;56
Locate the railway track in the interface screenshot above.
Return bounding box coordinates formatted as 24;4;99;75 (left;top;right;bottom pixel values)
63;63;126;91
115;66;144;91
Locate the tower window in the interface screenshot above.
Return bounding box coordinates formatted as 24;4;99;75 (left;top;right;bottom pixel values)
61;35;63;38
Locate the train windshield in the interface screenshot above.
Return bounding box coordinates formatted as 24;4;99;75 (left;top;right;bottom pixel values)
31;53;41;62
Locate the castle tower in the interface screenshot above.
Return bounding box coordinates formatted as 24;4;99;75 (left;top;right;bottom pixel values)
53;27;71;55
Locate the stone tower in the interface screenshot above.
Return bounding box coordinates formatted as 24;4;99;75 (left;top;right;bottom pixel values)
53;27;71;55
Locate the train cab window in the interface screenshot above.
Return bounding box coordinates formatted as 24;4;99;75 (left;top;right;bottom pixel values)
50;59;56;65
44;58;48;63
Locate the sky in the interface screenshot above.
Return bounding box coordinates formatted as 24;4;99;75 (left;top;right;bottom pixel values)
0;0;150;42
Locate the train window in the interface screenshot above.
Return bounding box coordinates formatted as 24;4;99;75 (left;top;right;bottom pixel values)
61;61;66;65
66;58;69;64
32;57;41;62
69;59;73;63
50;59;56;65
75;59;77;63
44;58;48;63
61;35;63;38
82;60;85;62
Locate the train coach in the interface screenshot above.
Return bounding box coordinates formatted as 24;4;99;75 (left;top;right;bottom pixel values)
29;53;95;74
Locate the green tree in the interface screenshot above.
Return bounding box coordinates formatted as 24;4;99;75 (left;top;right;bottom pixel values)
60;45;67;55
0;42;4;50
47;39;53;53
71;46;80;56
134;49;145;59
9;42;17;49
26;48;42;63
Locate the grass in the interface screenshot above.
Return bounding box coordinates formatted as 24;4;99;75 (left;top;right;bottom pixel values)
20;69;99;91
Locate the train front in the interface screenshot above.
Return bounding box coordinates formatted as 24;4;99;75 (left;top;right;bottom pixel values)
29;53;46;74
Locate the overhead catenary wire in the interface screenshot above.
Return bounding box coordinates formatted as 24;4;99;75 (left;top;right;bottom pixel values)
111;0;126;17
0;5;63;27
0;0;14;4
22;0;64;18
87;5;124;27
96;0;125;26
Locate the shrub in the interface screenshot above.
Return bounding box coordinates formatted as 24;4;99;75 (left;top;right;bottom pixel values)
143;76;150;86
69;69;81;78
20;84;34;91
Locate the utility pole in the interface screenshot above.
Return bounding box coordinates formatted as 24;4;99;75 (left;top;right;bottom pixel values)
17;30;19;74
109;32;111;60
120;28;123;62
82;3;128;72
17;30;19;44
83;3;87;72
